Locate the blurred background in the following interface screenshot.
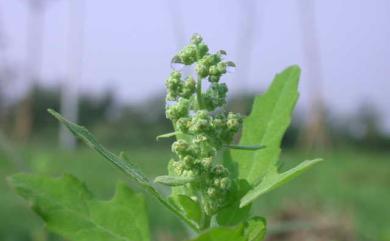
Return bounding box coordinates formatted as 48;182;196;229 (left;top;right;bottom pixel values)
0;0;389;241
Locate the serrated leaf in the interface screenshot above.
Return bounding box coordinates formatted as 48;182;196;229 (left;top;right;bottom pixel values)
228;66;301;184
169;195;202;226
155;175;196;186
189;225;245;241
223;66;322;207
9;174;150;241
48;109;199;231
240;158;323;207
244;217;266;241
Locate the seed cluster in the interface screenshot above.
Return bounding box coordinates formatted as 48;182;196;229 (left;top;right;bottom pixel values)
165;34;242;215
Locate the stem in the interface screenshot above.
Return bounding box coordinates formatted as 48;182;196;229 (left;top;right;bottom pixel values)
224;144;265;150
196;75;203;109
201;214;211;230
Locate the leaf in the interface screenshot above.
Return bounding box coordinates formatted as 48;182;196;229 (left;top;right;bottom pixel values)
190;217;266;241
156;132;181;140
228;65;301;184
223;66;322;207
9;174;150;241
240;159;323;207
244;217;266;241
224;144;265;151
189;225;246;241
169;195;202;226
48;109;149;186
154;175;196;186
216;180;251;226
48;109;199;231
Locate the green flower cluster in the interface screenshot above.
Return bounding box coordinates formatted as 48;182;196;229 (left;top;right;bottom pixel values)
165;34;242;215
165;71;196;101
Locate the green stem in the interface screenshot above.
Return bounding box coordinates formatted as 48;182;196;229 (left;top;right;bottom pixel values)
201;214;211;230
196;75;203;109
224;144;265;150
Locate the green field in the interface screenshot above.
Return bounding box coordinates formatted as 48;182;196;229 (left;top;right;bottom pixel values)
1;145;389;241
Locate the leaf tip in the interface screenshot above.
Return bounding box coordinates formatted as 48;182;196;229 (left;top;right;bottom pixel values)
47;108;63;122
153;175;165;184
288;64;301;72
47;108;57;116
239;199;250;209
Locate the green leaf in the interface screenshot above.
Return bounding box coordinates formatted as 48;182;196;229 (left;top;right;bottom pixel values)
154;175;196;186
228;65;301;184
240;158;323;207
189;225;245;241
244;217;266;241
48;109;200;231
156;132;181;140
169;195;202;226
223;66;322;207
190;217;266;241
224;144;265;151
9;174;150;241
216;180;251;226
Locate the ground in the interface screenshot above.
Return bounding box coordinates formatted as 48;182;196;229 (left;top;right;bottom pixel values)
0;145;389;241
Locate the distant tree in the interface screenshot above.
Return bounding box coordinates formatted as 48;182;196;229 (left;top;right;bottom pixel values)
0;5;15;130
59;0;85;150
14;0;47;142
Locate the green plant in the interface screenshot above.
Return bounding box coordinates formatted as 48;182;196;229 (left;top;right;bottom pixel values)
9;34;322;241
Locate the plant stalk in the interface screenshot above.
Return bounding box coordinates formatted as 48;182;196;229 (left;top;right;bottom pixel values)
196;75;204;109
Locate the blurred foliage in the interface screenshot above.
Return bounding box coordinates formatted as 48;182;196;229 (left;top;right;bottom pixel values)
0;85;389;240
1;85;389;150
1;145;389;241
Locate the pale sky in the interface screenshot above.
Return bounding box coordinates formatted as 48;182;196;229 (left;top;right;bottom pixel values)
1;0;390;132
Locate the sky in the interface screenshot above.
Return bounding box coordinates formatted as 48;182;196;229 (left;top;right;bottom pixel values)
1;0;390;132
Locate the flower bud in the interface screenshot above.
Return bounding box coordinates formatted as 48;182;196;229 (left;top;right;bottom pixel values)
217;62;227;74
197;110;209;119
212;164;229;177
172;139;189;155
172;161;184;175
193;134;208;144
208;75;220;83
201;157;212;170
190;111;211;132
176;117;191;132
217;50;227;56
209;65;219;76
226;112;242;132
195;63;208;78
188;145;201;157
220;177;231;190
165;76;183;100
213;178;221;187
183;155;194;167
197;43;209;58
207;187;217;197
181;76;196;98
179;45;198;65
191;33;203;44
166;98;190;120
171;71;181;79
212;115;226;128
203;83;228;110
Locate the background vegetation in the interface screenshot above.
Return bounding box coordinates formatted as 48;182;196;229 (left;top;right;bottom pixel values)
0;87;389;241
1;1;389;240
